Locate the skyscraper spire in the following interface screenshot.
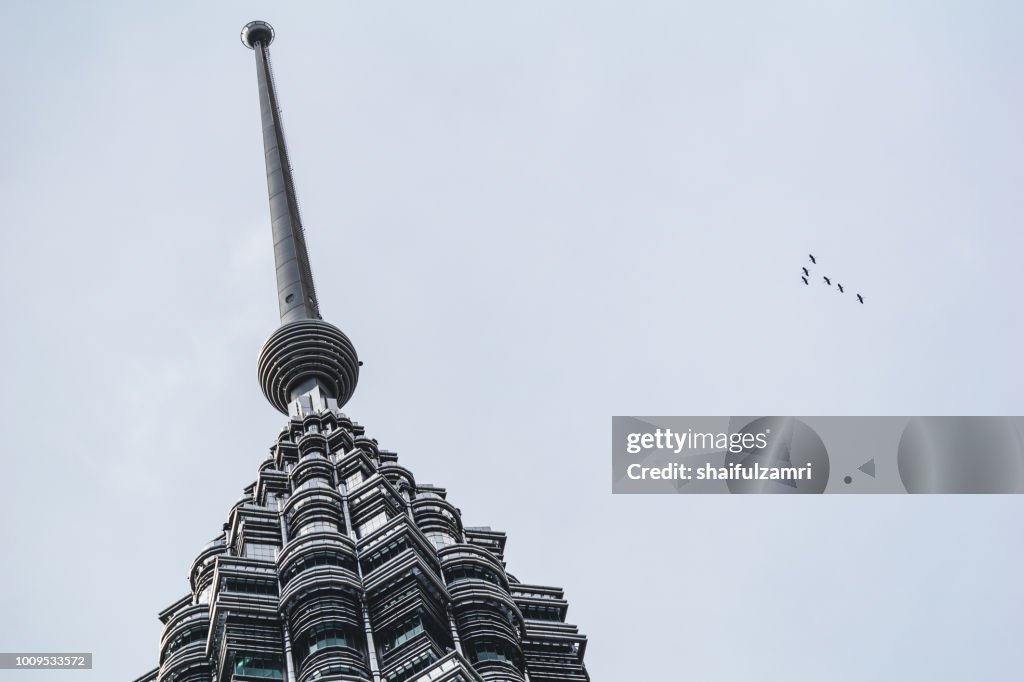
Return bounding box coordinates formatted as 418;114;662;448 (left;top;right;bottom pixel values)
243;21;360;415
133;24;589;682
242;20;319;324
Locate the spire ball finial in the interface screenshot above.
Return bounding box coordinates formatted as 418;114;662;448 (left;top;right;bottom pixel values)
241;20;275;49
258;319;360;414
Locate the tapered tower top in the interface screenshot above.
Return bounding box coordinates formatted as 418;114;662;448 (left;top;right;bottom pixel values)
244;20;319;323
244;21;360;415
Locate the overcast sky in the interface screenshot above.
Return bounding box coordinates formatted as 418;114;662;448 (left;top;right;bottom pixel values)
1;2;1023;680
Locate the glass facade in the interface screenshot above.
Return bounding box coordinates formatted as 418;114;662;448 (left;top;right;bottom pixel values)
234;656;285;679
140;412;589;682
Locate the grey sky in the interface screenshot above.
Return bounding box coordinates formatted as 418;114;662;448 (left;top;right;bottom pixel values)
1;1;1022;680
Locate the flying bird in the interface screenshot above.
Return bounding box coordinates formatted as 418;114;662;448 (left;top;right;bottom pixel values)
856;294;864;304
802;267;809;276
823;276;831;286
809;254;817;264
837;283;844;293
801;276;808;285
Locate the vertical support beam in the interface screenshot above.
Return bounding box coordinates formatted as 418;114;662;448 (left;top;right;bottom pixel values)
448;607;466;658
360;597;383;682
282;621;298;682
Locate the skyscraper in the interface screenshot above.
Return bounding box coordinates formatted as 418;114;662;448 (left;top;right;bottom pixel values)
133;21;588;682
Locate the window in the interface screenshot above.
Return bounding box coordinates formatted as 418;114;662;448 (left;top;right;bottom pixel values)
294;477;331;493
165;626;206;655
357;512;388;538
223;577;278;596
296;520;339;537
280;550;356;586
425;532;456;550
234;655;284;679
521;604;563;621
467;640;518;667
380;615;425;653
360;535;434;575
299;622;364;663
244;543;279;562
444;564;502;588
345;470;365;491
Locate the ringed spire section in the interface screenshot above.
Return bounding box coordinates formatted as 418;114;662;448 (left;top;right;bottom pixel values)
258;319;359;414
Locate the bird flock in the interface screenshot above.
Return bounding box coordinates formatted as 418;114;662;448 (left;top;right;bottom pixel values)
803;254;864;304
